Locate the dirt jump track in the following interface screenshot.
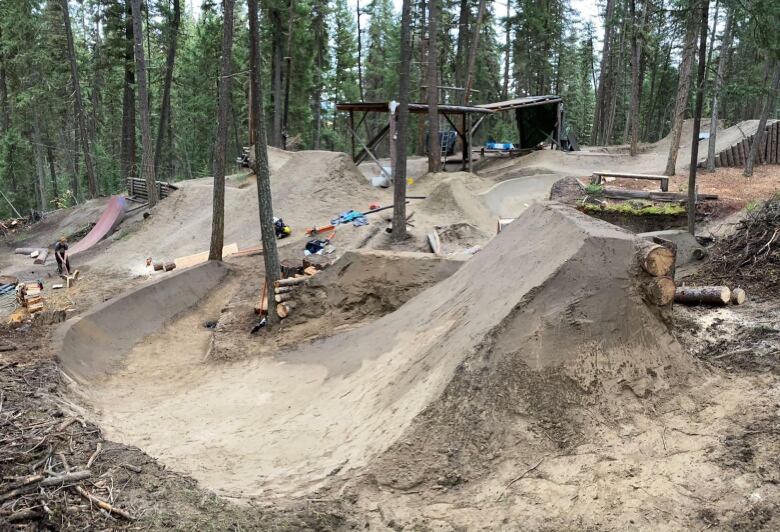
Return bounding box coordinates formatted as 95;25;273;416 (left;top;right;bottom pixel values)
57;202;697;503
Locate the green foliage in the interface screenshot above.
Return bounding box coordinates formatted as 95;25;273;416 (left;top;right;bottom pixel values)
584;183;604;195
582;202;687;216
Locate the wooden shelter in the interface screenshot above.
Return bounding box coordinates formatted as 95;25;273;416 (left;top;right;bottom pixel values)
475;95;574;151
335;101;494;177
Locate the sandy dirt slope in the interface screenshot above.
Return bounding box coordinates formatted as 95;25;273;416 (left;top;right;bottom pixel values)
66;203;695;502
478;119;776;179
76;151;392;272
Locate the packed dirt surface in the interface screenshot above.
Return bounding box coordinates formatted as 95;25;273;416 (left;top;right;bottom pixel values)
63;203;697;503
477;119;775;179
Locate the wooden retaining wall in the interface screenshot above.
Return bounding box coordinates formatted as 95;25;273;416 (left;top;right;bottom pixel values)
125;178;178;201
706;121;780;168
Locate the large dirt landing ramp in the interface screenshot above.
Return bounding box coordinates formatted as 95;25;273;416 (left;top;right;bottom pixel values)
68;195;126;256
63;203;694;498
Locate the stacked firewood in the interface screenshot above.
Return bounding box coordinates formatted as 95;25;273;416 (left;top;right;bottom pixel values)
255;258;330;318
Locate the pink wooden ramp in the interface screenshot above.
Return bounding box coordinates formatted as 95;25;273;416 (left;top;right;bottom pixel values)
69;196;127;256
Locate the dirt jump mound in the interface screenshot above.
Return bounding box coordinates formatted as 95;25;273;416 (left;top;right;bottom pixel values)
60;203;695;499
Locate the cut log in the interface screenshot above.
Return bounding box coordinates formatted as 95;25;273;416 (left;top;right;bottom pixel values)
34;249;49;264
636;241;675;277
14;248;36;255
650;236;678;279
641;276;676;306
674;285;731;306
730;287;747;305
153;262;164;271
276;301;298;319
275;293;292;303
163;262;176;272
601;188;718;202
30;250;40;258
303;266;319;276
275;276;308;288
274;285;297;295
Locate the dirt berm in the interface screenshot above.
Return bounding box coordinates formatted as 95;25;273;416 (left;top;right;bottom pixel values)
57;261;229;384
63;202;697;498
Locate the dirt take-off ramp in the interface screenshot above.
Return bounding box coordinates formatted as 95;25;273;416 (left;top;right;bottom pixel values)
59;203;695;498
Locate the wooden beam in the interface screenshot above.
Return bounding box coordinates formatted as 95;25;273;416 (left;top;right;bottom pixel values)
347;122;391;179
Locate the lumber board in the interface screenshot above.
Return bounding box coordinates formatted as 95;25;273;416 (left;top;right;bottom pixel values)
593;171;669;192
771;123;778;164
173;243;238;269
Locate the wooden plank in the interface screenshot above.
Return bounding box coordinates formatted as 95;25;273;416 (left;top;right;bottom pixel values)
173;243;239;269
771;122;778;164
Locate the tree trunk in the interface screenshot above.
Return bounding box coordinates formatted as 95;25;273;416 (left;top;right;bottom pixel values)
463;0;487;104
454;0;471;90
392;0;413;241
282;0;294;149
208;0;235;261
311;0;326;150
46;143;58;200
32;115;47;211
426;0;441;173
744;60;780;177
61;0;98;199
130;0;158;206
120;0;137;180
356;0;365;101
270;8;283;148
592;0;616;145
628;0;647;156
664;8;698;176
154;0;180;179
706;6;733;172
248;0;282;324
687;0;709;234
502;1;511;100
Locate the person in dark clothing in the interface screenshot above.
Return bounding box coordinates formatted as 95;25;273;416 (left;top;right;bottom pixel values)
54;237;71;275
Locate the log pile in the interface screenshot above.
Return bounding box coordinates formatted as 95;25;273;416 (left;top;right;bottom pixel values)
255;258;331;318
16;282;44;314
636;240;677;306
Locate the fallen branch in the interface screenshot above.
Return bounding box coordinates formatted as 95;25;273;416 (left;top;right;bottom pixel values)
86;442;102;468
75;485;135;521
496;457;545;501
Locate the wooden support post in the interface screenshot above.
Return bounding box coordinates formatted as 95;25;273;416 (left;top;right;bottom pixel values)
467;113;473;173
461;113;467;171
389;103;397;180
349;110;355;160
556;103;562;150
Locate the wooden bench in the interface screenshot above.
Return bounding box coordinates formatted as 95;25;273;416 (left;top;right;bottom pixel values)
591;171;670;192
